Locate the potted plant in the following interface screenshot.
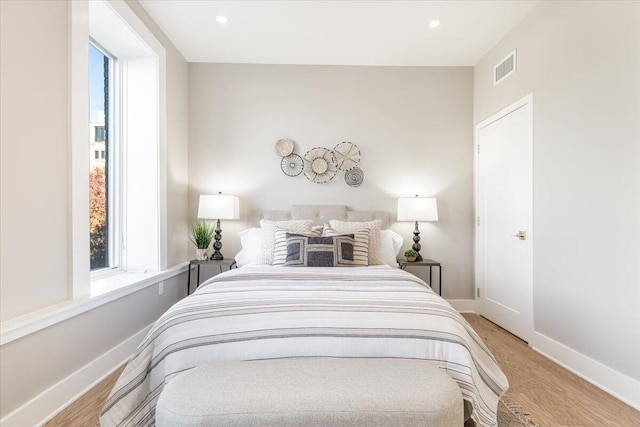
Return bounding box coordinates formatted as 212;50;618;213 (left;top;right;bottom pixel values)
190;220;215;260
404;249;418;262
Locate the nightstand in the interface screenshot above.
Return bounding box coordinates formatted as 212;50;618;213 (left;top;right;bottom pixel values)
187;259;236;295
397;258;442;296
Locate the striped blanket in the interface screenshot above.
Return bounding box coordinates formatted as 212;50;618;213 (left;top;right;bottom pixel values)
100;266;508;426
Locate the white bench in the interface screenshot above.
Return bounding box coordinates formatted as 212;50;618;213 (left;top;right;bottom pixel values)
156;359;464;426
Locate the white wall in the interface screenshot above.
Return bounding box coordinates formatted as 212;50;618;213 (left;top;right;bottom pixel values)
0;0;190;421
0;0;71;320
474;0;640;394
188;63;475;299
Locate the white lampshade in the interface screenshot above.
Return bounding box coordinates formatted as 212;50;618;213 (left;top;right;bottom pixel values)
197;194;240;220
397;197;438;222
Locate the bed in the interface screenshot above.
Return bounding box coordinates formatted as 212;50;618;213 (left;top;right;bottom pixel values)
100;206;508;427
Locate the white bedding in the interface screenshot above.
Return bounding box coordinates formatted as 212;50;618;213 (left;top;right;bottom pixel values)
100;266;508;426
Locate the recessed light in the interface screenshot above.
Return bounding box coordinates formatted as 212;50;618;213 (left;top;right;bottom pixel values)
216;16;228;24
428;20;441;28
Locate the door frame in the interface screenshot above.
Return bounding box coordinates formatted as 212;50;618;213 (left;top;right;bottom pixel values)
474;93;534;342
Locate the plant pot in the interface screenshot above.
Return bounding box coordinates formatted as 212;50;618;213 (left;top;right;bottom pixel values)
195;248;208;261
406;256;416;262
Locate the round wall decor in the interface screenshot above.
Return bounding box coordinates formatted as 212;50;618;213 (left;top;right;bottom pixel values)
332;141;361;171
275;138;295;157
345;167;364;187
281;153;304;177
303;147;338;184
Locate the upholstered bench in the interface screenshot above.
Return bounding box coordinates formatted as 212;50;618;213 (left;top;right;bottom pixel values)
155;358;463;426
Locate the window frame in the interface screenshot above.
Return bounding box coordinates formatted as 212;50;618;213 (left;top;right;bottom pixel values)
89;40;122;279
70;0;168;300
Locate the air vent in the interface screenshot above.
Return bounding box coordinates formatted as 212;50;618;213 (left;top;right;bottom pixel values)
494;49;517;85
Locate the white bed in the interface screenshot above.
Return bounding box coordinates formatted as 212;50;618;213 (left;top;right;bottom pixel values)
100;207;508;427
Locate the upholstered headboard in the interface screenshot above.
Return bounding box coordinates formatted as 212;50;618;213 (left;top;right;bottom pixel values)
249;205;390;229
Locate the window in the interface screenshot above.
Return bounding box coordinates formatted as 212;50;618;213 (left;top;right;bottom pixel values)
89;43;118;273
95;126;105;141
71;0;167;298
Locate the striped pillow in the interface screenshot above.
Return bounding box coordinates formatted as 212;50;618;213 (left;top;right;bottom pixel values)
284;233;357;267
258;219;314;265
273;225;323;266
323;225;369;267
329;219;382;265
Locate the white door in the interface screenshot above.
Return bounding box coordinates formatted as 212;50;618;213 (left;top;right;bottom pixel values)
476;94;533;342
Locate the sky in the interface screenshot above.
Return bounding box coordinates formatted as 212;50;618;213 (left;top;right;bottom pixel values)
89;44;106;123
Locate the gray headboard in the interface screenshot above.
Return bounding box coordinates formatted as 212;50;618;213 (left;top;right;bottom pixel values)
249;205;390;229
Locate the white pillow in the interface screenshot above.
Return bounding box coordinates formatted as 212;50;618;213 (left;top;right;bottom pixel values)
272;225;323;266
379;229;404;267
235;227;264;267
258;219;314;265
329;219;383;265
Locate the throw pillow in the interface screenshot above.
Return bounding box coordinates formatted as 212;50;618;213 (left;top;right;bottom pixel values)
285;233;357;267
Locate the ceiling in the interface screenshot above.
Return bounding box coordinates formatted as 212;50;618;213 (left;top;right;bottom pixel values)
139;1;539;66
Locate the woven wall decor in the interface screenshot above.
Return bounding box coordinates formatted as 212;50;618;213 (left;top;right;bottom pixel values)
275;137;364;187
281;153;304;177
275;138;295;157
303;147;338;184
345;167;364;187
332;141;361;171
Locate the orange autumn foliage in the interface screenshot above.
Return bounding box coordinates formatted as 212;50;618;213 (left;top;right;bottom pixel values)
90;167;107;268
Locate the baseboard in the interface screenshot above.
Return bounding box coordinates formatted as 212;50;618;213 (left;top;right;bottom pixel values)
446;299;476;313
530;331;640;411
0;324;152;427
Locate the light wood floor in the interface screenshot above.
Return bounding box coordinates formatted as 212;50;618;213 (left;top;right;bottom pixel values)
46;314;640;426
463;314;640;426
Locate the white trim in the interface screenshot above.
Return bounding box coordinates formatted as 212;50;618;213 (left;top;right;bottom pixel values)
0;324;152;427
530;331;640;411
0;264;187;346
106;0;164;56
446;299;476;313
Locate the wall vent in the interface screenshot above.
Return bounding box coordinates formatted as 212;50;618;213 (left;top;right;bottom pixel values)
494;49;517;85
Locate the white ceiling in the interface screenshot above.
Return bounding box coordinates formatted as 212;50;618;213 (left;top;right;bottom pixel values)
139;1;539;66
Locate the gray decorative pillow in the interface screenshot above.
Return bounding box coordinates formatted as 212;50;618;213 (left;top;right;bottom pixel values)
272;225;323;266
285;233;357;267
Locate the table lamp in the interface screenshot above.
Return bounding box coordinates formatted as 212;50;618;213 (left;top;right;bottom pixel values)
197;193;240;260
397;196;438;262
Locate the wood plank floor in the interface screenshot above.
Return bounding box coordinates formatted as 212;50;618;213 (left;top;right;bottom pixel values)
463;314;640;426
45;314;640;426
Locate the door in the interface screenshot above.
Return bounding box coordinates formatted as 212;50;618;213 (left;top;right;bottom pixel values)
476;94;533;342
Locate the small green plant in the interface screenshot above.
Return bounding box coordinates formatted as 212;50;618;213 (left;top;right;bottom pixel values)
404;249;418;258
189;220;215;249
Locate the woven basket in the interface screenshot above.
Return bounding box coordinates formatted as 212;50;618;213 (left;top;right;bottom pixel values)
275;138;295;157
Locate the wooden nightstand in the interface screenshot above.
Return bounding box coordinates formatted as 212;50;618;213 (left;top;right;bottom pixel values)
187;259;236;295
397;258;442;296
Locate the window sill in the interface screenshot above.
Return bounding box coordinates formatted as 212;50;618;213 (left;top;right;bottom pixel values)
0;263;188;346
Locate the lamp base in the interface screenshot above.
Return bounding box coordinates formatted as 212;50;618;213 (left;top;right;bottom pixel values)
210;219;223;260
413;221;423;262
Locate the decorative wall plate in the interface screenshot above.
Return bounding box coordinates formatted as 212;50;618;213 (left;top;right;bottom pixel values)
345;167;364;187
303;147;338;184
281;153;304;177
275;138;295;157
332;141;361;171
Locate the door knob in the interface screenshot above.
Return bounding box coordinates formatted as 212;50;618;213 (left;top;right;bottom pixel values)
510;231;527;240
